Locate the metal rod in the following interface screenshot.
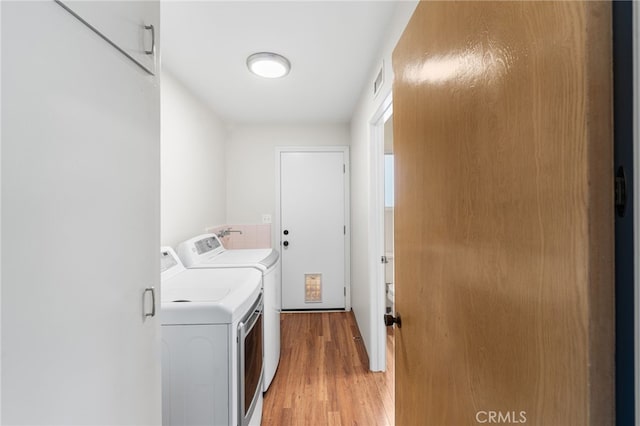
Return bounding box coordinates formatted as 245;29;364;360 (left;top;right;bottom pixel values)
54;0;155;76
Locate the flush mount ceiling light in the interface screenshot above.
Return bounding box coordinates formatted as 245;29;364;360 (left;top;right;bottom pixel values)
246;52;291;79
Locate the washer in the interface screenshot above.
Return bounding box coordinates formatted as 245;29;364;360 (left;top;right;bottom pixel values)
177;233;281;392
160;247;263;426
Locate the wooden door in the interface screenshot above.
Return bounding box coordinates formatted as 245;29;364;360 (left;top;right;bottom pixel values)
279;149;348;310
392;2;613;425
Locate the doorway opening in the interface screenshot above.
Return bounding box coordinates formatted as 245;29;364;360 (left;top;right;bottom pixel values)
383;146;395;316
369;92;393;373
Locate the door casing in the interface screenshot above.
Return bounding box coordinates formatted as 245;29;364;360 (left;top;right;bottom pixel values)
613;1;635;423
369;92;393;372
634;3;640;423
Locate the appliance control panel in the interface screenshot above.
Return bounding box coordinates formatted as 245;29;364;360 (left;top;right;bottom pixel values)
160;247;186;280
194;236;221;255
161;250;178;273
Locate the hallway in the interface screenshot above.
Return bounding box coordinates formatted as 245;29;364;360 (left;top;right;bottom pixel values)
262;312;394;425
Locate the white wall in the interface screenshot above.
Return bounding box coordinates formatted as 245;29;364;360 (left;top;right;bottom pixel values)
161;70;228;247
349;0;418;369
225;124;350;224
0;1;3;419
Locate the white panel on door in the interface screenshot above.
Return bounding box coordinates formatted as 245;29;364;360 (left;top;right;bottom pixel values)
280;151;346;310
2;2;160;424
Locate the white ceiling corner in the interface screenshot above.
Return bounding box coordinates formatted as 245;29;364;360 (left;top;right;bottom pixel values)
161;1;399;124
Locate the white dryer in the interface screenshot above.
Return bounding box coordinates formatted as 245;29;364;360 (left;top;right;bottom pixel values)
160;247;263;426
177;233;281;392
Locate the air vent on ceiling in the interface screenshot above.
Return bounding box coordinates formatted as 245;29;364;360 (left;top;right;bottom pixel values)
373;62;384;97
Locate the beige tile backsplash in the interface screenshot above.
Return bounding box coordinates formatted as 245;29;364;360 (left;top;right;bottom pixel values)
206;224;272;249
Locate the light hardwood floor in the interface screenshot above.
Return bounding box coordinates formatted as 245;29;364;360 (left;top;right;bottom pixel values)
262;311;394;426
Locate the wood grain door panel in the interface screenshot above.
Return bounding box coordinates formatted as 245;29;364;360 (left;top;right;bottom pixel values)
392;2;613;425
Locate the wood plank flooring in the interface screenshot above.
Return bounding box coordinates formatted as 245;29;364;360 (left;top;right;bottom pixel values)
262;311;395;426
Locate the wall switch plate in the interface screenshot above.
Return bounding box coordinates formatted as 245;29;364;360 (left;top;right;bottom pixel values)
262;214;272;224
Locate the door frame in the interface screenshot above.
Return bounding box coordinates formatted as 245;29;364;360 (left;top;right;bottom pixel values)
614;1;638;423
274;146;351;310
634;2;640;423
369;92;393;372
0;2;3;418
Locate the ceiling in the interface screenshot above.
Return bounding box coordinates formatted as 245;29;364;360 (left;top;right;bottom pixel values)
161;1;399;124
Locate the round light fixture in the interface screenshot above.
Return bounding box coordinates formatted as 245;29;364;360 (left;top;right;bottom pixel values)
246;52;291;79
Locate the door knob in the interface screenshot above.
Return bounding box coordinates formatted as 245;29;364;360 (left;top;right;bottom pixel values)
384;312;401;328
283;241;289;247
283;230;289;235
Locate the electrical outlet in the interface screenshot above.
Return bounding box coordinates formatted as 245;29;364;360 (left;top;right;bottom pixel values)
262;214;272;224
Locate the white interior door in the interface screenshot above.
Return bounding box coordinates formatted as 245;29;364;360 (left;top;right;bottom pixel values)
279;149;348;310
2;2;160;424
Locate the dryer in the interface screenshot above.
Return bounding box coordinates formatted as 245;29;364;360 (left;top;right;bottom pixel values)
177;234;281;392
160;247;263;426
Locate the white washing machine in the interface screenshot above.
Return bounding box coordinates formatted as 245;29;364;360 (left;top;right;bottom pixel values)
177;234;281;392
160;247;263;426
